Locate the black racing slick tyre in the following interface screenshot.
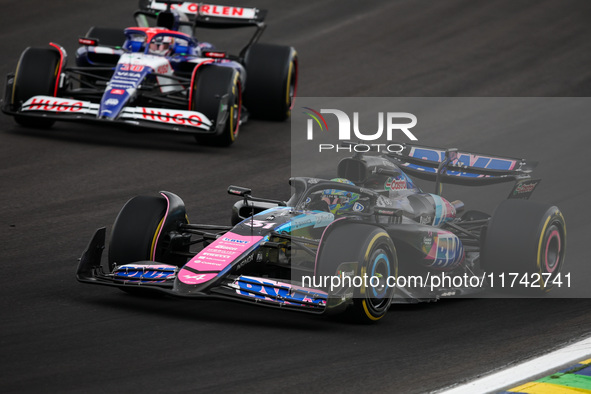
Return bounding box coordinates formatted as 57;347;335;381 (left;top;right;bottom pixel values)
243;43;297;121
108;195;168;271
192;65;241;147
12;47;60;128
317;222;397;323
481;199;566;293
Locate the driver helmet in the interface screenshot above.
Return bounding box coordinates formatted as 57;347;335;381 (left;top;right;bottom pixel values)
149;35;174;56
322;178;360;215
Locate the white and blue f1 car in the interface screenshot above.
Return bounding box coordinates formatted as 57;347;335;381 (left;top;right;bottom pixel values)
2;1;298;146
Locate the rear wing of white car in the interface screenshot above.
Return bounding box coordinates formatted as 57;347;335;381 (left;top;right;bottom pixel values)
135;1;267;53
137;1;267;27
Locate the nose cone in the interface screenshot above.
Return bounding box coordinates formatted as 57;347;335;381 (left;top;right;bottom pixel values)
99;88;130;119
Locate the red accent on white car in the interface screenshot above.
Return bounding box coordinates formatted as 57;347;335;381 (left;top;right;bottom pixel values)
203;51;226;59
188;59;214;110
120;106;212;130
78;38;98;46
22;96;85;112
48;42;66;97
120;64;145;72
198;4;256;19
140;108;202;127
148;1;257;19
20;96;212;130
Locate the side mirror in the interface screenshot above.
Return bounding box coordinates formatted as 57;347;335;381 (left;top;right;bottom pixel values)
376;168;401;178
228;185;252;197
78;37;99;46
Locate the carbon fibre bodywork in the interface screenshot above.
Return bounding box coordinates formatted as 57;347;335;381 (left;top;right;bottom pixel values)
77;146;566;320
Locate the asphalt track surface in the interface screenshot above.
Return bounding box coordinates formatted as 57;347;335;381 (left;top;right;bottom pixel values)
1;1;591;393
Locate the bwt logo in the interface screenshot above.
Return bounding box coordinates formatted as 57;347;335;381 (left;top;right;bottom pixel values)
303;108;418;153
303;108;418;141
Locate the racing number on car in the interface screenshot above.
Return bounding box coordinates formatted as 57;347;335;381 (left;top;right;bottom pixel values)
245;220;276;229
120;64;144;72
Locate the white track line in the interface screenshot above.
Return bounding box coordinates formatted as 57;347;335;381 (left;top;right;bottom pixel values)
436;335;591;394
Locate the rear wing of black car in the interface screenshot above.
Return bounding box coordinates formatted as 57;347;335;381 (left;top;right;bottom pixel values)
387;144;540;198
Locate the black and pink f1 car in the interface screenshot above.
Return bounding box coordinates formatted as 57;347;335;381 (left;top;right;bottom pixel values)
77;144;567;322
2;1;297;146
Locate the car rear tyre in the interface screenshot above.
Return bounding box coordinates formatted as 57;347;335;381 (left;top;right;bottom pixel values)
12;47;60;128
243;43;297;121
192;65;241;146
481;199;566;293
